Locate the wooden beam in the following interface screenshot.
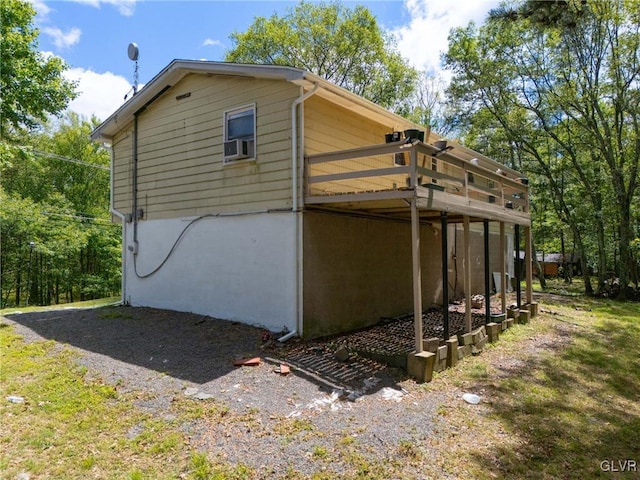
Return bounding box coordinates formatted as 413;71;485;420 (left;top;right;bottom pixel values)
464;216;472;333
500;221;507;314
307;166;410;184
525;225;534;304
441;212;450;341
515;224;522;308
484;219;491;324
411;196;423;353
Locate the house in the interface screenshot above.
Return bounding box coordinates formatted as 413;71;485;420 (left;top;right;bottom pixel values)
91;60;533;348
535;253;582;277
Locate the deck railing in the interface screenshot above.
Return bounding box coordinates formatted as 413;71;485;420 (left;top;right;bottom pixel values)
305;141;529;213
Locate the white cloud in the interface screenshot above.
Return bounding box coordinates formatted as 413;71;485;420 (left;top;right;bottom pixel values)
203;38;223;47
29;0;51;20
69;0;137;16
63;68;134;121
392;0;500;77
41;27;82;49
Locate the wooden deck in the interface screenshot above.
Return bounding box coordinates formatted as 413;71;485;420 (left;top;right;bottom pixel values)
304;140;530;226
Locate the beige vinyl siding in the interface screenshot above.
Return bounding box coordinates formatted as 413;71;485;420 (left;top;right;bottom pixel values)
303;95;419;195
304;95;393;155
111;73;299;219
112;128;133;216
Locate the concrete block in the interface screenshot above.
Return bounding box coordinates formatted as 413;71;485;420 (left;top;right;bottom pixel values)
518;310;531;324
472;336;488;355
501;321;508;331
471;326;486;344
486;322;500;343
334;345;350;362
407;351;436;383
507;307;519;319
506;318;515;328
434;357;447;372
458;332;474;346
528;302;539;317
458;344;472;359
436;345;448;361
423;337;441;353
446;337;459;368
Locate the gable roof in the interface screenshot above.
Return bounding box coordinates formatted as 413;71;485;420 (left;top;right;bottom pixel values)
90;59;418;142
90;59;521;176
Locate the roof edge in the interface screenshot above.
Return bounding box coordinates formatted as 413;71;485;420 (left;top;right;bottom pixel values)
90;60;307;141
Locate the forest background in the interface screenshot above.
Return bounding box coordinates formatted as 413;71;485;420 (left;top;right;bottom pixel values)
1;0;638;307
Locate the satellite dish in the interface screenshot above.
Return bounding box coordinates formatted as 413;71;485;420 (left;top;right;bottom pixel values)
128;42;139;61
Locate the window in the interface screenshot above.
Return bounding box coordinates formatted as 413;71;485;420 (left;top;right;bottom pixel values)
223;104;255;163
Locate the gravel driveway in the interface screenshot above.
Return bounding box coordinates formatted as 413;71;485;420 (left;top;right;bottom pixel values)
3;305;452;478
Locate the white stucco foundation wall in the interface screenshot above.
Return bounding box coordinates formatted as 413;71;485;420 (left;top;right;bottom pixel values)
122;212;297;333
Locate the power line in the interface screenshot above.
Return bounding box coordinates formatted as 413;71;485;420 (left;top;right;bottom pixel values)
29;149;109;171
41;211;118;226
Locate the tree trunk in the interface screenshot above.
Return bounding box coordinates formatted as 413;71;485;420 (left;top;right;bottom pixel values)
531;239;546;289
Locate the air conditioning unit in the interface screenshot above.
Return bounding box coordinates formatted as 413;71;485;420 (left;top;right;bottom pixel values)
224;139;252;161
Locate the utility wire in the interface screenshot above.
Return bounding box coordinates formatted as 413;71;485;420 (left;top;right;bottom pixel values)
29;148;109;171
41;211;118;226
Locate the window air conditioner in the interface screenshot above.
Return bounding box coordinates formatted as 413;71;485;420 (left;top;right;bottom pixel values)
224;139;251;161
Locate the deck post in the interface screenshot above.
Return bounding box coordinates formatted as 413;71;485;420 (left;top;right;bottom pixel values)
463;215;472;333
525;225;534;304
484;219;491;324
515;224;522;308
441;212;449;341
500;221;507;314
411;196;423;353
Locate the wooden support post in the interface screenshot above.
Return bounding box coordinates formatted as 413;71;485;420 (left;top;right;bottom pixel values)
515;223;522;309
463;216;472;333
441;212;449;341
484;219;491;325
525;225;534;304
500;222;507;314
411;197;423;353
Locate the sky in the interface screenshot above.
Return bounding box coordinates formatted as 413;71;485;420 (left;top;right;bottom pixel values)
30;0;500;122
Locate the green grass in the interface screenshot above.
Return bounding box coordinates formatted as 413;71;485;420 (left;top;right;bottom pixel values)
2;288;638;479
0;325;247;479
1;296;120;315
423;288;640;479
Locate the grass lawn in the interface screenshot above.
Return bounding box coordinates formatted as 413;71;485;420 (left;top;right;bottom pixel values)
1;289;639;479
421;280;640;479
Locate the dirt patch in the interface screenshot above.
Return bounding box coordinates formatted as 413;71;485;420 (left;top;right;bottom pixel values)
1;294;577;478
2;306;445;477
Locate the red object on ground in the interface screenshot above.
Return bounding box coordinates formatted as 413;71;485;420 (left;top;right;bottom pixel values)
233;357;261;366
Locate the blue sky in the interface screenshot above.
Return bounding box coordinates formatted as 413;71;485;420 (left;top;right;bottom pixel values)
31;0;500;121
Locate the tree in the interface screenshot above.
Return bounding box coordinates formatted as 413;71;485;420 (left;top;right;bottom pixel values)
225;1;417;111
0;0;76;139
444;0;640;298
0;114;120;307
396;72;454;136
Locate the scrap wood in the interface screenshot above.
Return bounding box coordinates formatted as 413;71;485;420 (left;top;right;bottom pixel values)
274;364;290;375
233;357;261;367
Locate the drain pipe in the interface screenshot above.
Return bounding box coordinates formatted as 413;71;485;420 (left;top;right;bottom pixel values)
109;145;127;304
287;83;319;341
291;83;319;212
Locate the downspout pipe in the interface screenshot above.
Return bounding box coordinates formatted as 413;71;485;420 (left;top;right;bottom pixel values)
291;83;319;212
108;146;127;304
288;82;319;341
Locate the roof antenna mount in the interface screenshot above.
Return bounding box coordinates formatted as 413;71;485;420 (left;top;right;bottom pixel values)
128;42;140;95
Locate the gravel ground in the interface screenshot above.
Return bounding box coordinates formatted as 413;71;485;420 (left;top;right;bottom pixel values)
2;305;455;477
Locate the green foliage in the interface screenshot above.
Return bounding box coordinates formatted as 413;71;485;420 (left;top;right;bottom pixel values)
444;0;640;295
0;0;77;138
225;1;417;111
0;115;120;307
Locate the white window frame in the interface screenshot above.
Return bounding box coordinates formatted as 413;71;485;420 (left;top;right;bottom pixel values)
223;103;256;164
